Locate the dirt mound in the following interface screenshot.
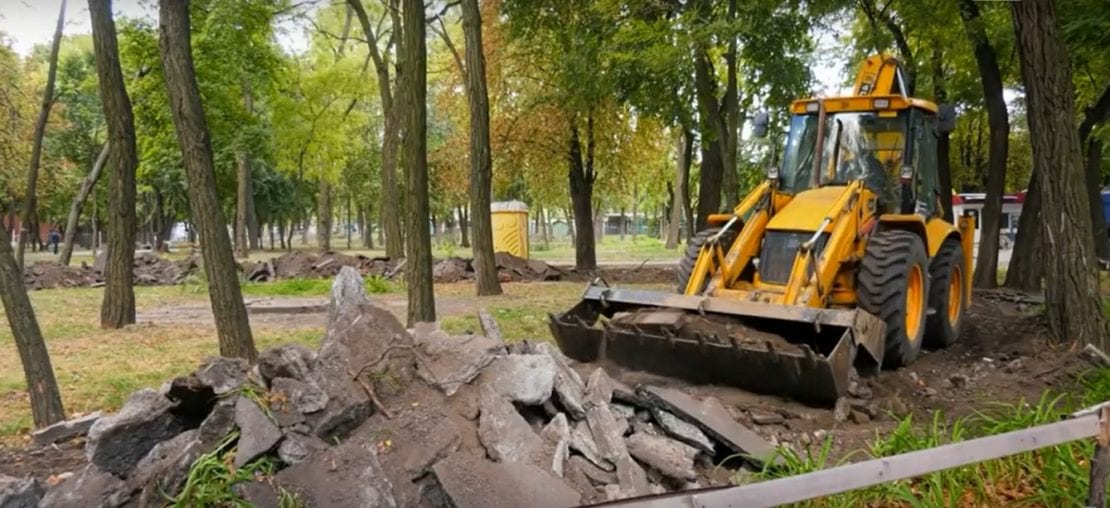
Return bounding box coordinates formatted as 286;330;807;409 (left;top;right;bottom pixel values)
23;254;201;290
243;251;399;282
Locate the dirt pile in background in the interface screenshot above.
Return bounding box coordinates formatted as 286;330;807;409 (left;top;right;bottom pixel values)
23;253;200;290
245;250;576;284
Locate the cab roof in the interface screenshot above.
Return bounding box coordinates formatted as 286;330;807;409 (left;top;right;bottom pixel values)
790;95;938;116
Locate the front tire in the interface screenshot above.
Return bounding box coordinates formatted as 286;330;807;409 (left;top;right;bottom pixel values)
925;239;966;348
676;228;737;293
858;230;930;368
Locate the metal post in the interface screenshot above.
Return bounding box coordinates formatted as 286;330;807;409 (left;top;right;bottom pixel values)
1088;406;1110;507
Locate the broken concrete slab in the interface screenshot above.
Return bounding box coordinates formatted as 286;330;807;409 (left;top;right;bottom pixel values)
39;465;131;508
614;454;651;498
257;344;317;384
0;475;43;508
611;403;635;420
275;439;397;508
328;266;370;327
584;387;628;465
234;396;284;468
86;389;184;477
232;481;281;508
639;386;778;466
477;386;542;463
430;452;581;508
481;354;556;405
271;377;328;414
535;342;586;420
651;409;714;454
128;429;198;491
400;419;462;480
415;333;502;397
31;411;102;446
194;356;249;395
625;432;699;482
537;413;571;477
565;455;617;487
569;421;614;472
278;432;330;466
584;368;615;404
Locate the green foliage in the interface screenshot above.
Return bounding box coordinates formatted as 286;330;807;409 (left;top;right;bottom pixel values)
172;430;289;507
240;276;397;297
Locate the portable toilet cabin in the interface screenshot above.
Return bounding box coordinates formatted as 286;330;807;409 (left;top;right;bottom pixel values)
491;201;529;258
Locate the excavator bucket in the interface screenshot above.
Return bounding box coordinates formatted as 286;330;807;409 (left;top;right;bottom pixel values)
549;284;887;406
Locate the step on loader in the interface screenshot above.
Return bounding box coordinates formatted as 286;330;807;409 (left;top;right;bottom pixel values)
549;54;976;405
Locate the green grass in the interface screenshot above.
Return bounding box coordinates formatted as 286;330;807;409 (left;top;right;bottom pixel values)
173;430;301;507
759;371;1110;506
239;276;397;297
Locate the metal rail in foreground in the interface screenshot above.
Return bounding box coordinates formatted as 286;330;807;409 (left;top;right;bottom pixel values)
600;406;1110;508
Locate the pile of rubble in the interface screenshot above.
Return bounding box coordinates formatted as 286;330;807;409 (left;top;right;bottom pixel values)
0;267;779;507
22;253;200;290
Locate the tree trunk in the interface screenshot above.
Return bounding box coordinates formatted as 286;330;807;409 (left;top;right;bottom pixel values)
90;0;138;329
721;0;739;207
401;0;435;325
960;0;1010;289
697;139;723;231
349;0;404;259
931;49;955;222
317;179;332;251
1012;0;1108;346
234;152;250;258
619;207;626;241
456;205;468;248
59;142;108;265
541;205;550;249
859;0;916;94
632;188;639;241
564;205;575;242
1086;139;1110;260
461;0;502;296
0;223;65;427
278;220;286;250
159;0;256;360
346;190;352;250
568;115;597;271
17;1;65;269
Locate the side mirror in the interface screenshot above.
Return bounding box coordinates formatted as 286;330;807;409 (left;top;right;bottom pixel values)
752;111;770;138
937;103;957;134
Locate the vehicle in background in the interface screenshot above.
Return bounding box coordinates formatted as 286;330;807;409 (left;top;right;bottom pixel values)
952;192;1025;250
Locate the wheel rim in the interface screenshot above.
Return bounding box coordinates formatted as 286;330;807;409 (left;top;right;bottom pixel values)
905;264;925;340
947;265;962;325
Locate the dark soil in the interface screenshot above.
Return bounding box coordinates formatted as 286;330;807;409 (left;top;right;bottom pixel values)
0;436;86;484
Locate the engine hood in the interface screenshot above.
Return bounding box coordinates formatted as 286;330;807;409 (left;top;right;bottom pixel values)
766;186;849;232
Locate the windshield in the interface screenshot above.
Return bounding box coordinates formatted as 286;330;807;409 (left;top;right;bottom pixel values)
779;111;907;193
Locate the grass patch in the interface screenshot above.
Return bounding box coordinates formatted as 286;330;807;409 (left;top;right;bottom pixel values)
760;376;1110;506
173;430;301;507
240;276;398;297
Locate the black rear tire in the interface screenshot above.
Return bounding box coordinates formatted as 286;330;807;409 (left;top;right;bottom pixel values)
924;239;966;348
676;228;737;293
858;230;930;368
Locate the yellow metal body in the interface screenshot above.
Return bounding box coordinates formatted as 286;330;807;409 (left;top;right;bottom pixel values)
683;53;974;321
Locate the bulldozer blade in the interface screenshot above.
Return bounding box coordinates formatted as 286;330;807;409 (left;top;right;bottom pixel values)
548;285;886;406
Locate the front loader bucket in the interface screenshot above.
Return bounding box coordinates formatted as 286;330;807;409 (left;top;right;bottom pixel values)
548;285;886;406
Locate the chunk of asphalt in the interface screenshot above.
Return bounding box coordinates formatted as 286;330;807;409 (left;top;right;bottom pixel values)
625;432;699;482
477;386;542;463
638;386;779;467
234;396;283;468
430;452;580;508
481;354;556;405
650;408;715;454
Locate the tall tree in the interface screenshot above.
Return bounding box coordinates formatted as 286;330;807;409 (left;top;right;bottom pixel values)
1078;84;1110;260
1012;0;1108;346
460;0;502;296
234;85;253;259
17;1;66;268
401;0;435;325
159;0;257;360
58;142;108;266
959;0;1010;289
666;128;693;249
349;0;404;259
0;224;65;427
568;113;598;270
90;0;139;329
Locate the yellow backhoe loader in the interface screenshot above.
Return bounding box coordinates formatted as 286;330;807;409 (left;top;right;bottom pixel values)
549;55;975;405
